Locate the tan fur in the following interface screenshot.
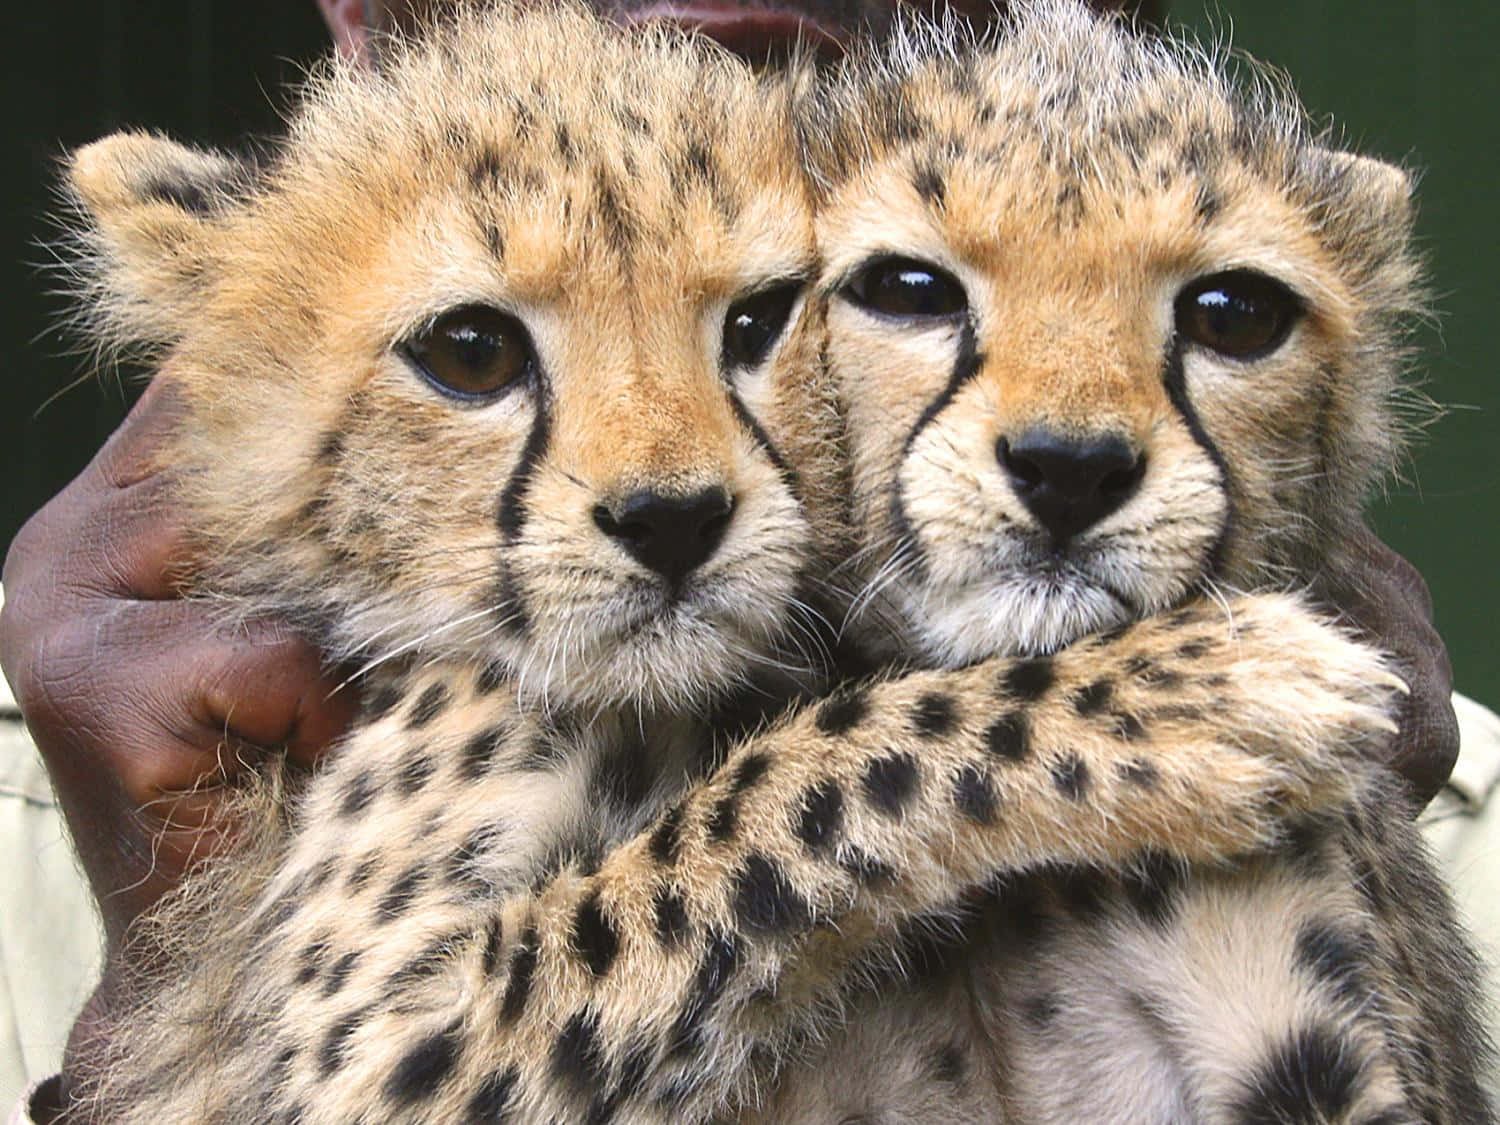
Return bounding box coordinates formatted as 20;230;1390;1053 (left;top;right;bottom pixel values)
758;3;1492;1122
50;3;1460;1123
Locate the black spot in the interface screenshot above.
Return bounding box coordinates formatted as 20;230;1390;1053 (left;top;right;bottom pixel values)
384;1022;462;1105
407;683;450;729
1110;711;1148;741
592;734;649;811
318;1010;363;1075
593;167;634;255
706;754;767;845
376;866;426;923
840;848;896;886
1004;658;1055;701
468;1067;519;1119
667;931;741;1057
1073;679;1113;716
1295;919;1374;1010
552;1009;607;1090
500;925;538;1021
1122;850;1183;929
365;684;403;720
1056;868;1107;920
346;855;380;893
913;163;946;207
396;750;436;795
649;803;685;865
732;853;811;935
340;770;378;818
314;428;344;465
653;886;691;947
521;729;568;771
1024;992;1060;1029
985;712;1030;761
475;661;507;694
469;144;504;188
1232;1024;1364;1125
706;794;739;845
1177;638;1210;659
862;751;920;816
554;122;576;167
141;174;217;215
1117;757;1159;788
294;938;329;986
572;892;621;977
816;686;870;735
952;764;998;824
931;1041;967;1084
793;779;844;852
1051;754;1090;801
460;725;508;781
322;950;360;997
912;692;958;737
481;917;504;976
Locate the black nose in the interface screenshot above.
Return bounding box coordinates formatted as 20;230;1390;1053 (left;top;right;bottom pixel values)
593;487;736;587
998;429;1145;545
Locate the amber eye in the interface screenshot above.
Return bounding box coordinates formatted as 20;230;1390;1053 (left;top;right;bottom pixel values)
722;282;804;369
402;305;535;400
843;257;968;319
1174;270;1303;360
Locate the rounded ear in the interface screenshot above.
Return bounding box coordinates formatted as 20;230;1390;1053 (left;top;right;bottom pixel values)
63;132;252;355
1329;151;1415;231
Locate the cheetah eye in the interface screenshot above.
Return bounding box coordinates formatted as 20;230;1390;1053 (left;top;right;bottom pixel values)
1174;270;1303;360
401;304;536;401
843;257;968;320
722;282;804;370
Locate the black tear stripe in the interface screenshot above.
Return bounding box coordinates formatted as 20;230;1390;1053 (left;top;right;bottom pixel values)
492;384;552;637
890;319;986;583
496;385;554;542
1161;339;1233;579
726;391;802;505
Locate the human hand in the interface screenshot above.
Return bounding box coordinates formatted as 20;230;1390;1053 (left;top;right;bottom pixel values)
0;375;357;954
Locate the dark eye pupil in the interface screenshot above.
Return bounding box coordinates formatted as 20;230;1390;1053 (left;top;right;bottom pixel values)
723;284;801;369
1176;271;1300;358
450;323;499;371
846;257;967;318
403;304;533;400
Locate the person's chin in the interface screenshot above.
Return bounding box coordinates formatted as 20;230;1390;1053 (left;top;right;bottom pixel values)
622;1;855;61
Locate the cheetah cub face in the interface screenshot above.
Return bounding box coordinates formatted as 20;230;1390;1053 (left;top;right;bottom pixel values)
810;0;1421;666
64;7;835;712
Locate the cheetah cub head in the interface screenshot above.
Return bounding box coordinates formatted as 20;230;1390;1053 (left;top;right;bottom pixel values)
61;5;839;713
807;0;1423;665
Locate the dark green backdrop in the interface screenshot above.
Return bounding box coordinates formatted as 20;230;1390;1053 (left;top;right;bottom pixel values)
4;3;1496;704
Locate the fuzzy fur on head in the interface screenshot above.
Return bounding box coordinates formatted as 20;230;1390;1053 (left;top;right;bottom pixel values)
62;3;845;714
803;0;1425;664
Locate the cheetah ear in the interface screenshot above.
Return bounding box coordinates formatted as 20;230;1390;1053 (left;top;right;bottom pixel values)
63;131;251;355
1330;152;1415;229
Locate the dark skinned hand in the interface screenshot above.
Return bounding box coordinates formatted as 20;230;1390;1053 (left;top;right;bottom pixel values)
0;376;358;1113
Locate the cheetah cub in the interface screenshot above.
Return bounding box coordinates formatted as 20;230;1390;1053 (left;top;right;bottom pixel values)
61;4;1402;1122
755;2;1493;1122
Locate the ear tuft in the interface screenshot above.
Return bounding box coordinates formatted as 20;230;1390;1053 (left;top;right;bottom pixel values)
62;132;252;357
1332;151;1414;231
69;132;249;221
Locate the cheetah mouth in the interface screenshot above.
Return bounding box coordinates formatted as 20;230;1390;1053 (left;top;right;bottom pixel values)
626;4;846;61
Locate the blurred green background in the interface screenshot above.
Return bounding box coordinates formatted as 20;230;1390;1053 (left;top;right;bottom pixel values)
3;3;1496;705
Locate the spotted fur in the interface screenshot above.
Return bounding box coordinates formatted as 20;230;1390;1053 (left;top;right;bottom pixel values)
55;3;1427;1123
755;3;1494;1121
